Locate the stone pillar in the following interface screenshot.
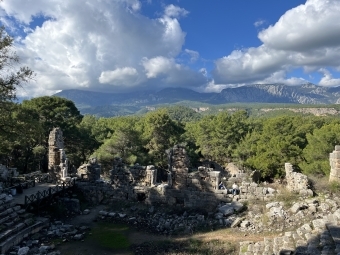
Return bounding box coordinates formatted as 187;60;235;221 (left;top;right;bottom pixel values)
146;165;157;186
330;145;340;182
167;171;172;187
167;145;190;189
48;128;64;171
209;171;221;190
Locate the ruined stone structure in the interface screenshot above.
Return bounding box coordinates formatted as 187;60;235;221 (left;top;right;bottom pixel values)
73;145;277;210
77;158;101;181
285;163;313;197
167;145;190;188
48;127;69;181
329;145;340;182
0;164;18;181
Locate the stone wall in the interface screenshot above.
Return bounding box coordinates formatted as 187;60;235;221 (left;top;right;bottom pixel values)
285;163;313;197
75;145;277;210
77;158;101;181
329;145;340;182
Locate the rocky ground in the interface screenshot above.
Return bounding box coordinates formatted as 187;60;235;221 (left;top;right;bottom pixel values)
7;183;340;255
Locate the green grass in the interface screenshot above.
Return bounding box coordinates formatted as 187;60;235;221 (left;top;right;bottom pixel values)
87;222;130;249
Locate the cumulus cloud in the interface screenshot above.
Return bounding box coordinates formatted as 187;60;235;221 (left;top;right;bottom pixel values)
257;71;308;86
99;67;139;86
319;68;340;87
164;5;189;18
0;0;206;96
202;80;228;93
213;0;340;87
142;56;206;87
142;56;176;78
258;0;340;51
213;46;288;84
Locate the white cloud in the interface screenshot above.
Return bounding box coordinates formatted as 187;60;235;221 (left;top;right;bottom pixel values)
142;56;206;87
184;49;199;63
142;56;176;78
213;0;340;87
0;0;204;96
99;67;139;86
257;71;308;86
319;68;340;87
258;0;340;51
164;4;189;18
254;19;266;28
213;46;288;84
202;80;228;93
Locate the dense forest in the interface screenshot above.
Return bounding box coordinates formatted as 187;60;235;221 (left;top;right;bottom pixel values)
1;97;340;181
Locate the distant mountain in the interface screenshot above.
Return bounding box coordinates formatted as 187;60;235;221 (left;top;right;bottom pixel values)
53;83;340;116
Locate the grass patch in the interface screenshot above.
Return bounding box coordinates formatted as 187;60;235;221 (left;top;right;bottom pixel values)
309;175;340;196
329;181;340;194
87;222;130;249
275;188;299;208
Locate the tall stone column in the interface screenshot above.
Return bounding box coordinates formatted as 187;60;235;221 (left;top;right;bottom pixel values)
48;127;65;181
330;145;340;182
167;145;190;189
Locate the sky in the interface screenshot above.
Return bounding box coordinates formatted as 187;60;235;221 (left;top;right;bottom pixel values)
1;0;340;97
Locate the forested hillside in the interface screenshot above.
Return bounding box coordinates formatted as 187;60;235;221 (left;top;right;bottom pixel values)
2;95;340;182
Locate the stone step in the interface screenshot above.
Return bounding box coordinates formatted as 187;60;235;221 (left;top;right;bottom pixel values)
0;218;49;254
239;224;339;255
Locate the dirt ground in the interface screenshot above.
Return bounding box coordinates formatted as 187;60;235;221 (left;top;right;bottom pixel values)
55;205;268;255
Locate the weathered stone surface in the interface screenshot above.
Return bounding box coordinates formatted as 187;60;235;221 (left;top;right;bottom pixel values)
77;158;101;181
17;246;29;255
290;202;308;214
285;163;312;197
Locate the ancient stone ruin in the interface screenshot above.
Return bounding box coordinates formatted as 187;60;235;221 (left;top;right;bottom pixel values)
77;157;101;181
329;145;340;182
0;164;18;182
48;127;69;181
285;162;313;197
76;144;277;210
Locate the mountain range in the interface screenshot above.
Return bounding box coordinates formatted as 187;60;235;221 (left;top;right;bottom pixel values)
54;83;340;116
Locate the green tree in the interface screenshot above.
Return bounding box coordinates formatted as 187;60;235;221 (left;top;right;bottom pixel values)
92;116;144;171
186;110;249;164
0;105;44;172
0;26;34;136
236;116;311;179
22;96;83;170
142;109;183;166
300;121;340;176
22;96;82;135
165;105;201;122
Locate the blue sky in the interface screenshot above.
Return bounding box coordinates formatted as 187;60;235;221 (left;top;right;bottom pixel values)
0;0;340;97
